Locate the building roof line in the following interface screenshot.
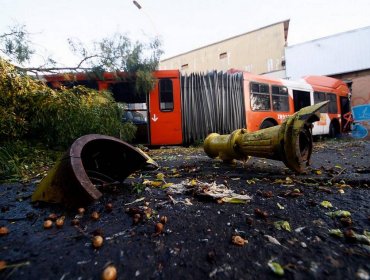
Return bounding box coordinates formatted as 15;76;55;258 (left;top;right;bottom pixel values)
161;19;290;62
287;24;370;48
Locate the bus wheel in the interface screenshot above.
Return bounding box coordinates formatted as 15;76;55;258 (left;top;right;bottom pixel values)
329;122;339;138
259;120;276;130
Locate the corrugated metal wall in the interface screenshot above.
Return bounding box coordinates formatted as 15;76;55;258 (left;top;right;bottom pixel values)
180;71;245;144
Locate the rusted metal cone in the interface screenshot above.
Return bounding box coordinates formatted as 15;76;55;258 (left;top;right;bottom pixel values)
32;134;158;207
204;101;329;173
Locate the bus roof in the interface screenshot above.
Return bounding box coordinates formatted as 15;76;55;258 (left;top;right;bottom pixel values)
303;75;347;90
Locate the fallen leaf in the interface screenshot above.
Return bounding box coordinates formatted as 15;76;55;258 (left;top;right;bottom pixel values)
277;203;285;210
326;210;351;218
329;229;344;238
265;235;281;245
274;221;291;232
190;179;197;186
320;200;333;208
161;183;173;189
124;197;145;206
220;197;247;204
268;261;284;276
295;226;305;233
151;181;163;187
156;173;165;180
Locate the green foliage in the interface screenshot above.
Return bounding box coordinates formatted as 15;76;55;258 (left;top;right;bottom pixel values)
0;145;20;182
0;58;137;147
68;33;163;94
135;69;156;95
0;140;62;182
0;24;34;64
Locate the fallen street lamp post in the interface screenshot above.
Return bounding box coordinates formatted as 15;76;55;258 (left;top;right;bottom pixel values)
204;101;329;173
32;134;158;207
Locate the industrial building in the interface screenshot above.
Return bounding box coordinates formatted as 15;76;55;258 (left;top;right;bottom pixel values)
285;25;370;109
159;20;289;78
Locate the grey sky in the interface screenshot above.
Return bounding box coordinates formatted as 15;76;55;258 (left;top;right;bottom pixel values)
1;0;370;66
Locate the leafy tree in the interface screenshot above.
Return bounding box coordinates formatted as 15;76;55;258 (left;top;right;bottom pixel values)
0;25;163;91
0;24;34;65
68;33;163;92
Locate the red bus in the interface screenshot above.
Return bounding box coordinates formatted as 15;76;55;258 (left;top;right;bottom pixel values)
42;70;351;145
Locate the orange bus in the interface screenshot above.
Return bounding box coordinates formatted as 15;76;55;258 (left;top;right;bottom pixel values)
240;72;351;137
42;70;351;145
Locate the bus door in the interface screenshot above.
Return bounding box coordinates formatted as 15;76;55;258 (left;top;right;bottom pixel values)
293;90;311;112
149;78;182;145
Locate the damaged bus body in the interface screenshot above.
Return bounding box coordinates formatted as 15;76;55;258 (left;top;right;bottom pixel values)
43;70;351;145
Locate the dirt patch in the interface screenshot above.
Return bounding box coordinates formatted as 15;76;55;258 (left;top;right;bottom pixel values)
0;138;369;279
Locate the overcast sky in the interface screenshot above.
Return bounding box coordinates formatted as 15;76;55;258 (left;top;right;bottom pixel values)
1;0;370;67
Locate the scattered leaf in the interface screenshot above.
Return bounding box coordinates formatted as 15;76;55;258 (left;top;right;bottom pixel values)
320;200;333;208
190;179;197;186
124;197;145;206
329;229;344;238
276;203;285;210
274;177;294;185
326;210;351;218
220;197;247;204
295;226;305;233
149;181;162;187
285;177;293;184
156;173;165;180
265;235;281;245
274;221;291;232
268;261;284;276
161;183;173;189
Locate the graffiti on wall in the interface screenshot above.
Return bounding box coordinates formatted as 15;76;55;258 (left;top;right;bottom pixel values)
351;104;370;139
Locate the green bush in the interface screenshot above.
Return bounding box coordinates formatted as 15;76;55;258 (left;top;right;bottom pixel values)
0;140;62;182
0;58;136;147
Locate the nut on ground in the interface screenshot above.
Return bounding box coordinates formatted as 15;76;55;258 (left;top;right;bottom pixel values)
92;235;104;248
43;220;53;229
101;265;117;280
91;211;100;221
231;235;247;246
0;226;9;236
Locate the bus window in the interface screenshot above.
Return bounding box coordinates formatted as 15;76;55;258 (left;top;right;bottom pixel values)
293;90;311;112
314;91;327;113
327;93;338;113
159;79;174;111
271;85;289;112
250;82;270;111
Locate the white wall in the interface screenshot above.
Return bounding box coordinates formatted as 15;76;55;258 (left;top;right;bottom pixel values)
285;26;370;79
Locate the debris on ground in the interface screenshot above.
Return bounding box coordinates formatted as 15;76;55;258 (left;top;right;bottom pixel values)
166;179;252;203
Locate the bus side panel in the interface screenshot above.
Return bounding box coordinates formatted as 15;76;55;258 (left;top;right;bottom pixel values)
243;75;292;132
